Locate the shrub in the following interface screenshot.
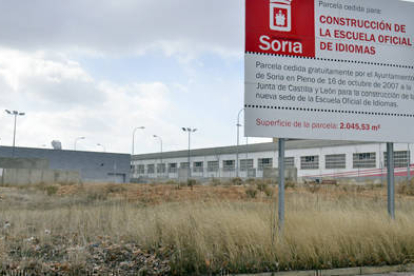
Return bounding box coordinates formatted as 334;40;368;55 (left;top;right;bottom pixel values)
231;177;243;186
187;179;197;189
210;178;221;186
341;185;350;192
245;178;256;185
285;181;296;189
256;181;268;192
264;186;274;197
356;185;366;193
86;189;108;201
45;185;59;196
105;183;127;194
306;181;321;194
84;186;112;201
397;184;414;196
245;187;257;198
166;180;179;186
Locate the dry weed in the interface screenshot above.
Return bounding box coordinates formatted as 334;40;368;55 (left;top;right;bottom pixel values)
1;183;414;274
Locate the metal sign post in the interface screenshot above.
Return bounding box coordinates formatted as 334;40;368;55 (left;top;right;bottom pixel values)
386;142;395;220
278;138;285;232
407;143;411;187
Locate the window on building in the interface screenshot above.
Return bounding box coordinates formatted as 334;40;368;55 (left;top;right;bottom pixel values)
353;152;376;168
258;158;273;171
384;151;410;168
157;163;166;173
193;161;203;173
240;159;254;171
180;162;189;169
168;163;177;173
147;164;155;174
223;160;235;172
138;165;145;174
301;156;319;170
207;161;219;172
325;154;346;169
284;157;295;168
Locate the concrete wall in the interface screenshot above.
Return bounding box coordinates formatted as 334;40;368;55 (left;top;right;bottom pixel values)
0;147;131;183
2;168;80;186
263;168;298;182
0;157;49;169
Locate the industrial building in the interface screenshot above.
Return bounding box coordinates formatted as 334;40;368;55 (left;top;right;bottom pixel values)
131;140;413;182
0;146;131;183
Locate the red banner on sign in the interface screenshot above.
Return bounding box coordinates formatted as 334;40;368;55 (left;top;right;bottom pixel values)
246;0;316;57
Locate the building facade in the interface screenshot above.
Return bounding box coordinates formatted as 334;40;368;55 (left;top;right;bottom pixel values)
0;146;131;183
131;140;413;181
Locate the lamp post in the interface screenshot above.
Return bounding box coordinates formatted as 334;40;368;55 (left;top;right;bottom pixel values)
5;109;25;156
182;127;197;178
153;135;163;178
132;126;145;155
97;143;106;152
74;137;85;151
236;108;244;178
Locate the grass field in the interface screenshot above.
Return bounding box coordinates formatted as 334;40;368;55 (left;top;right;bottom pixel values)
1;180;414;275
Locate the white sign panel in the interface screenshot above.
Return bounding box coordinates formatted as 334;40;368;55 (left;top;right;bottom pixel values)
245;0;414;142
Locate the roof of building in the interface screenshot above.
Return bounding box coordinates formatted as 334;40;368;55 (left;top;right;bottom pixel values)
0;146;130;157
132;140;375;160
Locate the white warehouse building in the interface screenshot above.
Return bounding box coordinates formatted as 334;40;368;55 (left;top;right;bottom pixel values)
131;140;413;182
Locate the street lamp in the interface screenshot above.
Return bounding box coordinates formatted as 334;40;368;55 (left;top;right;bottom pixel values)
132;126;145;155
5;109;25;156
97;143;106;152
236;108;244;178
153;135;163;178
182;127;197;178
74;137;85;151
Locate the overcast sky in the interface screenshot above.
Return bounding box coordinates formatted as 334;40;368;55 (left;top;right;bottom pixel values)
0;0;412;154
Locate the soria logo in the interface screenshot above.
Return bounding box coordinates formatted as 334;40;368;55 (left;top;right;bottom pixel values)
270;0;292;32
245;0;315;58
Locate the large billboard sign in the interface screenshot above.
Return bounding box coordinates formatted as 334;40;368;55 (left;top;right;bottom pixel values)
245;0;414;142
